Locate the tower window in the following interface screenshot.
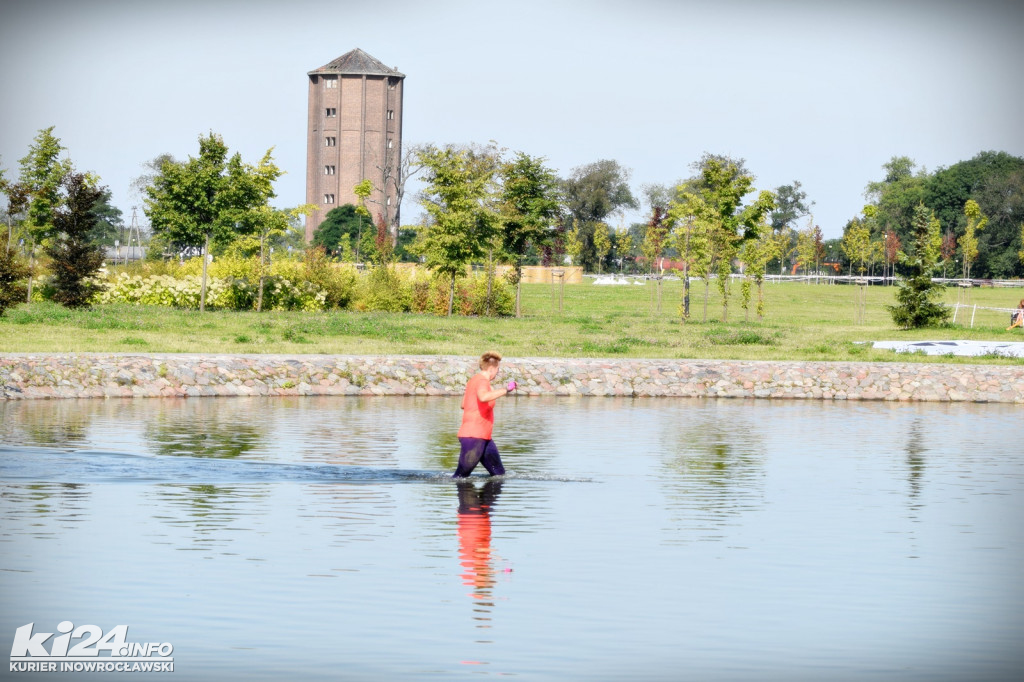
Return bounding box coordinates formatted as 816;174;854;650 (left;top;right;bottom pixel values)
386;110;395;120
387;139;393;149
324;165;335;175
324;194;335;204
325;108;337;117
324;77;337;89
325;137;336;147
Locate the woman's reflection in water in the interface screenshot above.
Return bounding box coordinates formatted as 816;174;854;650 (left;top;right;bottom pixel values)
456;479;506;629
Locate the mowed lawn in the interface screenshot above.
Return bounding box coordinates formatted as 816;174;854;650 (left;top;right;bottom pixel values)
1;278;1022;364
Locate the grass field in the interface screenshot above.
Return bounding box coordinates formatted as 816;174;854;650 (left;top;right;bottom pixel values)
1;278;1022;364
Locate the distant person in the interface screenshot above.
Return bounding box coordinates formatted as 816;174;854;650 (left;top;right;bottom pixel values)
452;351;517;478
1008;299;1024;330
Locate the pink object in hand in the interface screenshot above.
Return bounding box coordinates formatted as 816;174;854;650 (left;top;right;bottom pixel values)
506;380;517;392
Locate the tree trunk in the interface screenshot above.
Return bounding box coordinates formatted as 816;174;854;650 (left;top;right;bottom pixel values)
26;248;34;303
682;264;690;321
200;232;210;312
257;232;265;313
702;279;709;323
757;280;764;321
515;256;522;318
486;249;494;317
448;273;455;317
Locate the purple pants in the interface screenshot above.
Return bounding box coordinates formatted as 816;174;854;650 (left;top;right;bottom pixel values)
453;437;505;478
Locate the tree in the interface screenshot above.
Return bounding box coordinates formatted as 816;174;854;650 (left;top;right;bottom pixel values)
925;151;1024;278
865;155;928;253
738;220;779;320
130;154;176;201
499;152;561;316
45;173;106;308
684;154;775;320
416;144;500;316
667;191;713;321
353;179;373;261
1019;222;1024;268
87;189;124;247
312;205;374;260
770;180;813;232
371;141;427;243
958;199;987;280
592;222;611;274
0;243;28;316
940;230;957;278
144;133;282;311
887;203;949;329
795;219;819;279
561;160;637;271
565;220;584;266
17;127;72;301
641;205;669;274
841;211;873;275
883;230;901;281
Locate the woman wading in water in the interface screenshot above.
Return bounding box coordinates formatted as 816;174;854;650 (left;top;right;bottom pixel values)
452;351;517;478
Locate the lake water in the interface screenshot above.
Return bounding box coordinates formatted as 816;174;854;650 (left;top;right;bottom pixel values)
1;396;1021;681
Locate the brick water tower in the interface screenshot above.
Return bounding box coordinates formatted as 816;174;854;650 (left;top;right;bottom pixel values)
305;48;405;241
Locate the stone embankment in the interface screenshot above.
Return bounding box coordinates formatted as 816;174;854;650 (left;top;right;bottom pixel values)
1;353;1022;403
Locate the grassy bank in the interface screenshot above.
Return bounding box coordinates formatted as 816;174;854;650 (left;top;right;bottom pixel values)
1;279;1022;364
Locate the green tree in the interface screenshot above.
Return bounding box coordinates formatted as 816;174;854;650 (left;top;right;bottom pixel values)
795;220;817;277
144;133;282;311
312;205;372;258
18;127;72;244
17;127;72;301
561;160;637;271
88;189;124;247
245;204;315;312
416;144;499;316
566;219;584;266
45;172;106;308
887;203;950;329
924;151;1024;278
769;180;813;232
866;156;928;249
738;220;779;320
353;178;374;262
841;210;874;275
686;154;775;320
499;152;561;317
0;243;28;316
592;221;611;274
958;199;987;279
667;190;713;321
1019;222;1024;267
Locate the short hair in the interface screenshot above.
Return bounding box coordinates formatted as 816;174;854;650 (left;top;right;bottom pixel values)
479;350;502;369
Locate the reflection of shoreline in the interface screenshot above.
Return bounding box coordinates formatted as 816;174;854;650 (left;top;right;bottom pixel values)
456;480;503;623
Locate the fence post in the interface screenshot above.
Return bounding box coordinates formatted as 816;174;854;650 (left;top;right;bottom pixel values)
970;304;977;328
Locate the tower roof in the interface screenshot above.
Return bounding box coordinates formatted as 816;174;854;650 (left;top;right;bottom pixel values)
308;48;405;78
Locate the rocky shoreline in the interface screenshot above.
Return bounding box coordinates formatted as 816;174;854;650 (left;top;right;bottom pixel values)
1;353;1022;403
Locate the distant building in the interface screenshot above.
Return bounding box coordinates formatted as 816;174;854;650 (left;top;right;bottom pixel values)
305;48;405;241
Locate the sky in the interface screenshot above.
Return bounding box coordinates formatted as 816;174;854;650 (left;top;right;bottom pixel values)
1;0;1022;239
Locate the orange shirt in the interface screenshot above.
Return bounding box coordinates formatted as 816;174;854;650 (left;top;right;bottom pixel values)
457;373;495;439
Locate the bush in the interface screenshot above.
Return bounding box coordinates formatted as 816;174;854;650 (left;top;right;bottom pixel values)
408;271;515;317
299;248;358;309
0;247;29;316
355;264;411;312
